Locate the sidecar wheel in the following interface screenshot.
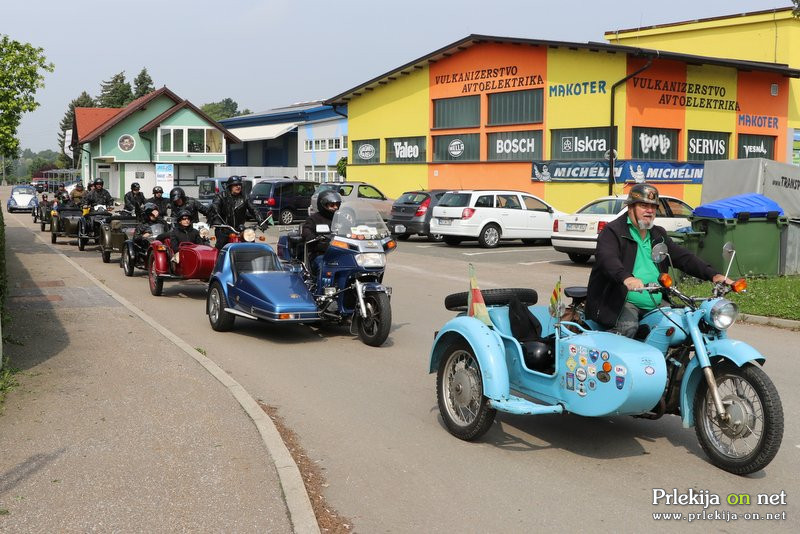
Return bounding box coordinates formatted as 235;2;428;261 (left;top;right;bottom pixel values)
694;362;783;475
40;221;46;232
207;282;235;331
122;247;135;276
437;340;496;441
51;230;57;244
356;292;391;347
101;249;111;263
148;254;164;296
78;237;86;251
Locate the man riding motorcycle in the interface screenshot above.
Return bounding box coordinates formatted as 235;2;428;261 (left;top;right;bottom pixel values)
168;187;209;222
165;209;205;265
134;203;168;242
82;178;114;208
124;182;146;216
210;176;264;249
69;182;85;205
147;186;170;217
301;190;341;274
586;183;733;337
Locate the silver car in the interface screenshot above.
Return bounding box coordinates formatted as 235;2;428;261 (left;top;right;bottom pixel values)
309;181;394;220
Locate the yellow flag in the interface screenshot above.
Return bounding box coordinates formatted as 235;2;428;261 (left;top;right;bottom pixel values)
467;264;492;326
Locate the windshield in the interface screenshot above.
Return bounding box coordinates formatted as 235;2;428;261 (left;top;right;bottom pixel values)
438;192;470;207
13;186;35;195
233;249;281;274
396;192;428;205
199;180;218;195
577;199;624;215
330;202;390;239
150;223;166;235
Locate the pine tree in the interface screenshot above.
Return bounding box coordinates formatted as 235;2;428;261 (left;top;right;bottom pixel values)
56;91;95;168
132;67;155;99
97;71;133;108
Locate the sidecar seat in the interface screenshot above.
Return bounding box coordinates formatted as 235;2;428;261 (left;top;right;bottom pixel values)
507;296;555;374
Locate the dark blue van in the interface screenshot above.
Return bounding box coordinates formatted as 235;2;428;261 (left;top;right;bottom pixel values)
250;179;316;225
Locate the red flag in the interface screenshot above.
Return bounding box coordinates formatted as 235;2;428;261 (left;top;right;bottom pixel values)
467;264;492;326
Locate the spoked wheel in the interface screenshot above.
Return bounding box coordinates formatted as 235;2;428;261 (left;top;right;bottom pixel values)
437;340;496;440
148;254;164;296
478;224;501;248
356;292;391;346
78;236;87;251
694;363;783;475
101;249;111;263
122;247;135;276
207;282;235;331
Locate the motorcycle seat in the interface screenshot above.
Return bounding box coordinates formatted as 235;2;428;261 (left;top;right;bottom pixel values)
564;286;587;299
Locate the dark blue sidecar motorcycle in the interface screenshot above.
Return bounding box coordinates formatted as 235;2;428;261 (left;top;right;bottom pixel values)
276;202;397;347
430;243;783;475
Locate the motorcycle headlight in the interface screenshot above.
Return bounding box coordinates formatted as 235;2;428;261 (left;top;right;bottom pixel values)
242;228;256;242
355;252;386;268
199;227;210;239
709;299;738;330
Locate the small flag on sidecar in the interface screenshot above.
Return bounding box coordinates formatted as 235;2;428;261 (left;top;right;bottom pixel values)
467;264;492;326
549;276;564;318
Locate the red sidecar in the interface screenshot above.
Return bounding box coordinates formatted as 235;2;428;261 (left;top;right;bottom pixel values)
148;239;218;296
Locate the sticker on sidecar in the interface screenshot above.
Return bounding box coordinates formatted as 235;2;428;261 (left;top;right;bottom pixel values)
566;356;577;371
576;381;587;397
589;350;599;362
597;371;610;383
569;344;577;355
566;372;575;390
587;364;597;377
616;376;625;390
614;364;627;376
575;368;587;382
579;355;587;367
601;351;610;361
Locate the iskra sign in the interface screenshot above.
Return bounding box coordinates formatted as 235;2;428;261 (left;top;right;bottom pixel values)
562;136;606;153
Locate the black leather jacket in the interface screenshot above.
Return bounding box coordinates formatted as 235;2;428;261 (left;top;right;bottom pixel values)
169;197;209;222
167;225;203;253
147;195;170;218
124;191;146;213
301;211;334;260
586;213;718;328
83;188;113;207
210;191;262;227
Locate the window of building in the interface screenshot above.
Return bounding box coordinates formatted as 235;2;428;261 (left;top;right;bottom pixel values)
160;127;222;154
550;127;614;160
304;139;313;152
352;139;380;164
386;136;426;163
433;134;479;162
329;138;341;150
304;165;313;180
159;127;184;153
488;130;542;161
737;134;775;160
343;135;348;151
488;89;543;126
631;127;679;161
687;130;729;161
433;95;480;129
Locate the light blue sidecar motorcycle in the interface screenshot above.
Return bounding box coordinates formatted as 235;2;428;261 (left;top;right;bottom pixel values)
429;243;783;475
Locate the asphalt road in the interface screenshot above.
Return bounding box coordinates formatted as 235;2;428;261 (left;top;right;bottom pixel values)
8;207;798;533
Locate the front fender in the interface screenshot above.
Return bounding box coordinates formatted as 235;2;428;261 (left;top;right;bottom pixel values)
679;338;766;428
361;281;389;294
429;316;509;401
150;241;170;274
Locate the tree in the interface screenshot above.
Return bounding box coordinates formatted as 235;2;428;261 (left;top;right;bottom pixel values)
201;98;250;121
57;91;95;168
337;156;347;179
0;35;54;159
97;71;133;108
132;67;155;99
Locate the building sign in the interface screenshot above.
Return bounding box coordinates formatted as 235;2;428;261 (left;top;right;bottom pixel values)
352;139;379;164
63;130;73;159
737;134;775;159
551;127;613;160
738;113;779;129
118;134;135;152
631;127;678;161
630;77;740;111
532;160;703;184
488;130;542;161
433;65;544;95
386;136;426;163
433;134;479;162
687;130;729;161
548;80;607;97
155;163;174;189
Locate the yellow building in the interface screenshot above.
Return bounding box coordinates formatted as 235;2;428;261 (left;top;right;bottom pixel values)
605;6;800;165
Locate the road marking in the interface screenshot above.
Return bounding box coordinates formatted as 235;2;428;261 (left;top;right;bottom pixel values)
18;214;320;534
518;260;555;265
462;250;522;256
392;263;501;287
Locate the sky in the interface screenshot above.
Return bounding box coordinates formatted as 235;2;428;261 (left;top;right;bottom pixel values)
3;0;793;153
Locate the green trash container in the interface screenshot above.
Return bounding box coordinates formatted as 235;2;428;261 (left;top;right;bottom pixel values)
668;231;705;280
689;194;788;278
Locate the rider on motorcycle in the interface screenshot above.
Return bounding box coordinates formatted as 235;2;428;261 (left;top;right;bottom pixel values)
586;183;733;338
147;186;170;217
134;203;168;242
168;187;209;222
124;182;146;215
69;182;85;205
165;209;205;263
301;190;341;274
82;178;114;208
210;176;264;249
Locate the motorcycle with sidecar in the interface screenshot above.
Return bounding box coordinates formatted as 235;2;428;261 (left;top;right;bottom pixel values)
146;223;221;296
36;195;54;232
430;243;783;475
98;209;139;263
77;204;115;251
50;203;84;244
120;222;170;277
274;203;397;346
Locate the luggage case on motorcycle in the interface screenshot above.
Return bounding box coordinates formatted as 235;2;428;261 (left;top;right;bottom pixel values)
178;243;218;279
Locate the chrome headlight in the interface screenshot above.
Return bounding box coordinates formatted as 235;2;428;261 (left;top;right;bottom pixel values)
199;227;210;239
242;228;256;242
355;252;386;268
8;198;16;206
709;299;738;330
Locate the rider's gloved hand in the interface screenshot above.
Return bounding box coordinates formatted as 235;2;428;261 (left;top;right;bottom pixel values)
623;276;644;291
712;274;734;285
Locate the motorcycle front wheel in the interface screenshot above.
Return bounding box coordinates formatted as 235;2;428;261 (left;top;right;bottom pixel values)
122;247;135;276
694;362;783;475
356;292;391;347
437;340;496;441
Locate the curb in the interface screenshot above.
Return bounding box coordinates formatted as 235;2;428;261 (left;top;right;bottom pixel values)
27;222;320;534
740;313;800;330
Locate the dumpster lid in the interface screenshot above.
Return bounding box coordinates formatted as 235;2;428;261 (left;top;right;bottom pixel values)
692;193;784;219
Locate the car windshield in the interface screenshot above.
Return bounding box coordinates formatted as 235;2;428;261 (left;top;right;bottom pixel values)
396;192;428;205
199;181;218;194
13;186;35;195
234;249;281;274
330;202;390;239
577;199;624;215
438;193;471;207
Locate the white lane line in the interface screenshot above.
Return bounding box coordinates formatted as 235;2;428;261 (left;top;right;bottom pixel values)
518;260;555;265
462;250;522;256
391;263;501;287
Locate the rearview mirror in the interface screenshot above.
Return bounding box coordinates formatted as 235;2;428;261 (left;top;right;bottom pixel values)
722;241;735;264
316;224;330;233
651;242;668;263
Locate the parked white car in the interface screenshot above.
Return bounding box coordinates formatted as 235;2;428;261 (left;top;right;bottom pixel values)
429;190;564;248
309;181;394;220
551;195;694;263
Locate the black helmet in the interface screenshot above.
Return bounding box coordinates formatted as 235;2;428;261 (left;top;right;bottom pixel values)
176;209;192;221
153;186;163;194
93;178;104;186
169;187;186;203
625;183;660;206
317;190;342;218
131;182;141;191
75;183;84;190
143;202;159;218
226;176;243;189
58;182;65;188
58;191;70;202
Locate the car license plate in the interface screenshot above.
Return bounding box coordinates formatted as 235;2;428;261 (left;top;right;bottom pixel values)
566;223;587;232
252;199;262;205
438;218;451;226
